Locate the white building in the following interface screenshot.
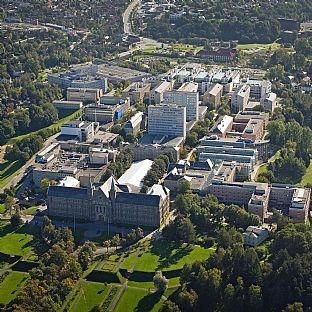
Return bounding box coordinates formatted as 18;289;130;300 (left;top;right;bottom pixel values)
260;92;277;112
231;84;250;112
241;79;271;99
163;82;199;121
148;104;186;138
123;112;143;136
60;120;95;141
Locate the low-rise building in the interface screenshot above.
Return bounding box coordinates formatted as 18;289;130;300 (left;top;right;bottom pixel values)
60;120;95;142
209;115;233;138
52;100;83;110
123;112;143;136
243;226;269;246
67;88;102;103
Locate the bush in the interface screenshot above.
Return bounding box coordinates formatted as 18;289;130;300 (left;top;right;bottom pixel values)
203;237;215;248
10;213;23;227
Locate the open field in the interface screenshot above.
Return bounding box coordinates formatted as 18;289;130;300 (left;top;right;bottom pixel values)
115;287;164;312
300;159;312;186
0;223;36;256
237;42;280;53
0;271;28;304
68;281;110;312
122;239;215;272
0;160;22;189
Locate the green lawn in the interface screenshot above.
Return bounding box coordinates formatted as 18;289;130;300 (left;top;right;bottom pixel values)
301;159;312;186
115;287;164;312
21;206;38;216
0;203;5;214
122;239;215;272
237;42;280;51
0;271;29;304
68;281;110;312
7;108;82;145
127;276;180;289
0;160;23;189
0;223;36;256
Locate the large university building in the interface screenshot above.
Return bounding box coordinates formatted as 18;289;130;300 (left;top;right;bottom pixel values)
47;176;170;228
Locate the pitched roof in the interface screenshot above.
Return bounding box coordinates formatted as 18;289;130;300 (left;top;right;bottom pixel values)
47;185;89;200
116;192;160;206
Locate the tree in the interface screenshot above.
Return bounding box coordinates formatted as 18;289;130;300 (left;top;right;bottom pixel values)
283;302;304;312
267;64;285;81
180;180;191;194
5;195;15;215
247;284;263;312
40;178;57;195
111;234;121;249
153;271;168;293
177;288;198;311
103;240;111;253
160;300;181;312
10;213;23;227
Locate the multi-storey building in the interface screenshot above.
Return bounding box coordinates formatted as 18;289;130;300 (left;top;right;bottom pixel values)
148;104;186;138
203;83;223;108
163;82;199;121
231;84;250;112
149;80;174;104
240;78;271;99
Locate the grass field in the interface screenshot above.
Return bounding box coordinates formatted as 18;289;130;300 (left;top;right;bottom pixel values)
0;160;23;189
300;159;312;186
0;223;36;256
237;42;280;52
0;203;5;214
115;288;164;312
7;108;82;145
68;281;110;312
122;240;215;272
127;276;180;289
21;206;38;216
0;271;29;304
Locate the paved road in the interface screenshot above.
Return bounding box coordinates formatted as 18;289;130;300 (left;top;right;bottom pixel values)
123;0;140;34
0;133;60;193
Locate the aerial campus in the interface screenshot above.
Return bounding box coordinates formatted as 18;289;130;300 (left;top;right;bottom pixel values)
1;0;312;311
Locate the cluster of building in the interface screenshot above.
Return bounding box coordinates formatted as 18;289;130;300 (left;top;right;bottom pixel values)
164;159;311;223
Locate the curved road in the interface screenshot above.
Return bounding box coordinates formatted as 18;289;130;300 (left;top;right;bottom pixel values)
123;0;140;34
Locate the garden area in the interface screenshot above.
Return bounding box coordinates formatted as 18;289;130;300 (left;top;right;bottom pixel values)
300;159;312;186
